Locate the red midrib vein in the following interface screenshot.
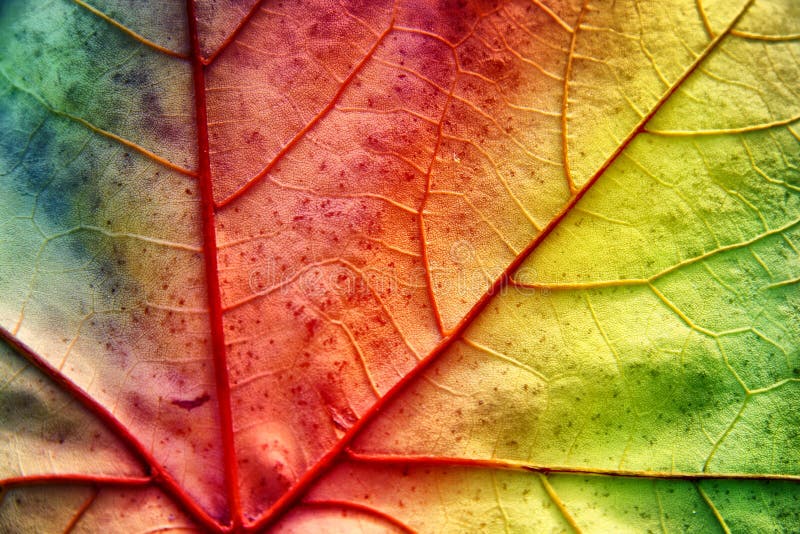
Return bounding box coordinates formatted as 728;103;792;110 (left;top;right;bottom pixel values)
245;1;754;530
187;0;242;530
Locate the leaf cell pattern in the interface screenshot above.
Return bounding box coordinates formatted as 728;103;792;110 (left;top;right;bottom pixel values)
0;0;798;532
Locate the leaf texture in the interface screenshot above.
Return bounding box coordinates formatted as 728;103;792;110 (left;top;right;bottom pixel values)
0;0;798;532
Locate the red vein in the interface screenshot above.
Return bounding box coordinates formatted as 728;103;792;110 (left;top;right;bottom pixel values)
244;2;753;530
215;14;396;209
187;0;241;530
202;0;268;66
561;0;589;194
0;474;152;489
302;500;418;534
419;79;457;335
0;327;221;532
63;487;98;534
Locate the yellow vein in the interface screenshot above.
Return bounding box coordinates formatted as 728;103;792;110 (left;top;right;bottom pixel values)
646;112;800;136
585;293;624;377
696;0;714;38
732;29;800;42
513;216;800;290
531;0;574;34
462;337;548;382
704;397;750;472
305;303;382;398
513;0;756;293
538;473;583;533
348;450;800;481
765;275;800;289
649;283;718;337
262;174;418;214
562;0;590;194
696;483;732;534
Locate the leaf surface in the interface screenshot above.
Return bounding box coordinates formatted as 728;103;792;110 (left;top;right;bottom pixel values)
0;0;798;532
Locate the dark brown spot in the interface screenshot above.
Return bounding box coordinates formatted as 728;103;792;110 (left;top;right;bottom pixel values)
171;393;210;411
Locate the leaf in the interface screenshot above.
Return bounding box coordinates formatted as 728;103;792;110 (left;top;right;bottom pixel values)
0;0;798;532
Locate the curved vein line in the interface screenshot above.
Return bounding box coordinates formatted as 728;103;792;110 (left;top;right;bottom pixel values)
223;258;341;311
306;302;382;398
696;483;732;534
731;29;800;42
428;195;517;253
410;28;455;335
0;327;221;532
512;215;800;290
392;26;457;48
245;3;756;530
654;485;668;534
45;225;203;253
63;488;98;534
346;451;800;481
484;20;565;81
562;0;590;194
202;1;268;65
72;0;188;59
215;17;396;209
501;5;570;53
0;68;197;178
530;0;574;34
302;500;418;534
703;397;750;472
696;0;714;38
436;133;545;231
538;473;583;533
463;337;548;382
369;56;563;168
262;174;419;214
765;275;800;289
234;255;423;359
646;112;800;136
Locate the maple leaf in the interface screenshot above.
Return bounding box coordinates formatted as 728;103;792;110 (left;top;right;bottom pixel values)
1;0;799;532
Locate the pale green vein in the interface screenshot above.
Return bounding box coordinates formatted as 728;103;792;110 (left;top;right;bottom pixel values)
696;483;732;534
